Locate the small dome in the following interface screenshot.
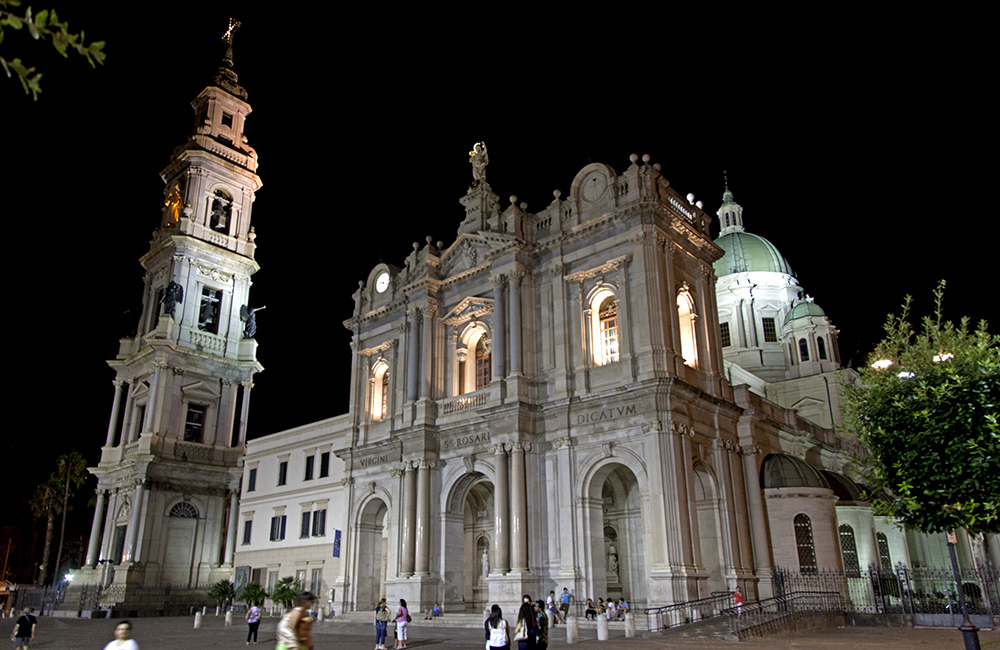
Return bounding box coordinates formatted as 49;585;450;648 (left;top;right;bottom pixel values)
784;300;827;324
760;454;830;489
820;471;865;502
714;232;795;276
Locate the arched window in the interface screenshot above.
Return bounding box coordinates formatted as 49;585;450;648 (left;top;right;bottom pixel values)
170;502;198;518
475;337;491;390
371;361;389;422
799;338;810;362
589;289;619;366
877;532;892;568
794;514;817;574
817;336;827;360
677;287;698;368
210;189;232;231
839;524;860;577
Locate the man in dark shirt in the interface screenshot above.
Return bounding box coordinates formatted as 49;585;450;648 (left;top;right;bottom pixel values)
11;607;37;649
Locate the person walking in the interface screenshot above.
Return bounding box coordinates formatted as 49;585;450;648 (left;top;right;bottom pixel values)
276;591;315;650
534;600;549;650
245;601;262;645
101;620;138;650
374;597;390;650
485;604;509;650
394;598;409;649
11;607;36;650
513;602;537;650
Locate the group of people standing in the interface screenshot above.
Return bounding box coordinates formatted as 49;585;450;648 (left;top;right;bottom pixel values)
372;597;410;650
486;595;551;650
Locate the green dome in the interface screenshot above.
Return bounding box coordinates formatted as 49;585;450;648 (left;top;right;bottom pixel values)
714;232;795;276
760;454;829;489
784;300;826;324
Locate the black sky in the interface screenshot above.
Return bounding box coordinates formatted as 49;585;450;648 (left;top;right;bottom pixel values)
3;4;994;574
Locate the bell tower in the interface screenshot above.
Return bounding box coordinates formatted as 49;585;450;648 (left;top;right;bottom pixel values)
82;21;264;593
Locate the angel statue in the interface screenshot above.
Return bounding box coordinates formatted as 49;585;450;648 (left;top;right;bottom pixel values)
240;304;266;338
469;141;488;188
161;281;184;318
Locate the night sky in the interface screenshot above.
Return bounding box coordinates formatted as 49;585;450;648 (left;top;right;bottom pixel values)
3;4;992;581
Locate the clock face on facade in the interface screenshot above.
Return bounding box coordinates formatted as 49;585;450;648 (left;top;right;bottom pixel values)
375;272;390;293
582;171;608;203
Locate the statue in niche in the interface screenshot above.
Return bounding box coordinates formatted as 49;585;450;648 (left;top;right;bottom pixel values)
607;542;619;575
469;142;488;188
240;304;266;338
482;549;490;579
161;281;183;318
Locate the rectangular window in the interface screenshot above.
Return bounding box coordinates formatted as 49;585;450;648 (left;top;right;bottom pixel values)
133;404;146;440
184;404;206;442
198;287;222;333
296;569;306;589
269;515;286;541
476;354;491;390
247;468;257;492
267;571;278;593
277;461;288;486
242;520;252;545
301;511;311;538
251;568;263;585
599;298;620;364
319;452;330;478
310;568;322;595
312;509;327;537
720;322;731;348
304;455;315;481
762;317;777;343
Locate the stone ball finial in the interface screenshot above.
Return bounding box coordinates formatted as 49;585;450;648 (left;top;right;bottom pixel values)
653;163;661;171
519;202;527;210
553;189;562;199
437;241;444;249
509;195;517;205
413;242;420;251
359;281;365;288
426;236;434;246
629;154;638;163
642;154;651;164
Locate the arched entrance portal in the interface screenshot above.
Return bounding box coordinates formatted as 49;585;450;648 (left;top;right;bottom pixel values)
589;463;647;610
443;472;494;612
693;464;727;594
356;498;389;610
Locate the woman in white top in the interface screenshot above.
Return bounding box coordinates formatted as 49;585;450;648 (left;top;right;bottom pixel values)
102;620;138;650
486;604;508;650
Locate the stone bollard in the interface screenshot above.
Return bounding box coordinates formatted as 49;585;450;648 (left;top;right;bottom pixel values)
194;611;202;628
565;616;579;644
546;608;555;629
225;610;233;626
216;605;221;616
597;616;608;641
624;613;635;638
317;608;324;622
202;606;207;616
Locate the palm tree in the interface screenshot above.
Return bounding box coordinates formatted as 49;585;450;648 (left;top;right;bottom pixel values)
32;452;90;585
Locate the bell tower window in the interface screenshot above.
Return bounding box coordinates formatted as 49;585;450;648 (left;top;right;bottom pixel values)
198;288;222;333
817;336;827;360
762;317;778;343
799;338;810;362
184;404;206;442
210;190;232;232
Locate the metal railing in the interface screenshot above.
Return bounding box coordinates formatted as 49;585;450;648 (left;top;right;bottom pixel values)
724;590;847;641
643;593;733;632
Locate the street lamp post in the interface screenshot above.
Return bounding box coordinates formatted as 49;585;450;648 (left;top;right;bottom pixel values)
947;532;981;650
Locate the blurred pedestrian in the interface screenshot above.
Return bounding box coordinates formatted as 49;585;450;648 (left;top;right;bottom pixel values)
101;620;137;650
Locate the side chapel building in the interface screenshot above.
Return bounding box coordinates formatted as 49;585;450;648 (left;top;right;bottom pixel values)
79;41;1000;616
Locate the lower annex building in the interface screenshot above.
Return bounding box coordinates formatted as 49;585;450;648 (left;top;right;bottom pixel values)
232;152;1000;616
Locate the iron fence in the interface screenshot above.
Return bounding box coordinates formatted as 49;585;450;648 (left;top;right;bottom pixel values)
724;590;847;641
9;583;214;618
643;593;733;632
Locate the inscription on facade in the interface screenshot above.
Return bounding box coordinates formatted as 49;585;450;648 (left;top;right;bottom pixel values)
442;432;491;450
359;454;390;468
577;404;637;424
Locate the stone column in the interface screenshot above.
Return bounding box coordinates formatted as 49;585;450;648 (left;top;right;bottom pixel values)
223;491;239;565
509;270;523;375
124;481;146;562
406;309;421;401
105;381;124;446
493;443;510;572
237;381;253;445
491;275;507;380
509;441;530;572
740;445;773;594
401;463;417;576
85;489;107;567
419;302;436;399
415;459;435;575
142;362;165;432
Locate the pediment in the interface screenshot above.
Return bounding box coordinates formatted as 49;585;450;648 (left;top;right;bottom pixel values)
442;296;494;325
440;234;491;277
180;380;221;401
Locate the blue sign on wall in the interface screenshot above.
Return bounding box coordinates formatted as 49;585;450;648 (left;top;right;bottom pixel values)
332;529;341;557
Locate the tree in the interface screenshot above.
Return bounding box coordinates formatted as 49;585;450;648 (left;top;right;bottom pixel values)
207;579;236;609
845;281;999;534
271;576;300;610
31;452;90;585
0;1;106;100
240;582;268;607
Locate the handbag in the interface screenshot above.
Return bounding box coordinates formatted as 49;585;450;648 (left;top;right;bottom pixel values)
406;613;412;623
513;624;527;641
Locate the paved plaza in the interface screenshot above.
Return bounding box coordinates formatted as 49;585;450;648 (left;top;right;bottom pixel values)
8;615;996;650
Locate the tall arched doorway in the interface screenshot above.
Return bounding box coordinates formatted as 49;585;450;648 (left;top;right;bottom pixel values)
693;464;727;594
356;498;389;610
589;463;647;609
443;472;494;612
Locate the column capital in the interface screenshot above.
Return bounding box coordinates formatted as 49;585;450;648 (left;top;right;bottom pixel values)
421;299;438;317
740;444;761;457
416;459;437;470
552;436;572;449
241;380;255;390
341;477;355;487
490;273;508;289
666;420;694;437
490;443;507;455
112;379;124;389
510;267;527;282
508;441;531;453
